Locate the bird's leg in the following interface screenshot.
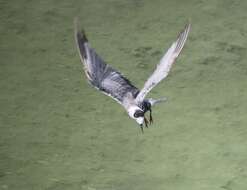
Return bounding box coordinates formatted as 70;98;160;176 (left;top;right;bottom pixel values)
140;126;144;133
149;109;153;124
144;116;149;128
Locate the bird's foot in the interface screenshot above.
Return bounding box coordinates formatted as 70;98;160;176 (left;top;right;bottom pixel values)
144;116;149;128
149;112;153;124
140;126;144;133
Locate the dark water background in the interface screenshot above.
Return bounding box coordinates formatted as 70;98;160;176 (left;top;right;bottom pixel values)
1;0;247;189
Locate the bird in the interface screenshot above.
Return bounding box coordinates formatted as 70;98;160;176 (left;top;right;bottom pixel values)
74;19;190;132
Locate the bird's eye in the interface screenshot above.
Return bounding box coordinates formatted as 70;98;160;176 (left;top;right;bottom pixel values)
134;110;144;118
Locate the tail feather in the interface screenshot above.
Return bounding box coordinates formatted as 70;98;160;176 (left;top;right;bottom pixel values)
148;97;167;106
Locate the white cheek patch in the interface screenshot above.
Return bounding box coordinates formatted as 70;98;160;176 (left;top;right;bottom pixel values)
127;106;144;125
127;106;140;119
136;117;144;125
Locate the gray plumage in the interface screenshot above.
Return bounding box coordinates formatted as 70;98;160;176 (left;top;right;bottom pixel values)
74;18;191;129
135;23;191;103
74;25;139;105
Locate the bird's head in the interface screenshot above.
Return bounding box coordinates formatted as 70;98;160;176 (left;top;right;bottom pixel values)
127;105;144;126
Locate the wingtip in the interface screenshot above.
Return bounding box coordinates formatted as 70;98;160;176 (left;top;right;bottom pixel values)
74;17;89;62
188;22;191;30
174;22;190;53
183;22;191;34
74;17;88;43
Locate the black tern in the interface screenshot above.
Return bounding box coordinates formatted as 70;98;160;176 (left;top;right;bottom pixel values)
74;19;190;131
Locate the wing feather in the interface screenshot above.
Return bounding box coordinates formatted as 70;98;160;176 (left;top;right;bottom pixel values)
135;23;191;103
74;20;139;105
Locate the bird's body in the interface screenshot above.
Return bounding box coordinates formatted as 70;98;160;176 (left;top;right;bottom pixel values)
74;19;191;131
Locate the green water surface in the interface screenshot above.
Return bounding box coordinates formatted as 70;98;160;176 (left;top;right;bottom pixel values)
1;0;247;189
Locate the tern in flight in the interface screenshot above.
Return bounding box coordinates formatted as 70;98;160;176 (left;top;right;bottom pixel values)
74;20;190;132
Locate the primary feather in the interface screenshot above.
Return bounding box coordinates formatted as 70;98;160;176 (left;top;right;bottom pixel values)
74;21;139;104
135;23;191;103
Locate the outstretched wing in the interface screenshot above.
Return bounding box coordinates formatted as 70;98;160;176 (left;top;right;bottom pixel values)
74;21;139;105
135;23;191;103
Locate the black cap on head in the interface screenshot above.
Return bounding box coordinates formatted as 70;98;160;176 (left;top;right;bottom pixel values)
134;110;144;118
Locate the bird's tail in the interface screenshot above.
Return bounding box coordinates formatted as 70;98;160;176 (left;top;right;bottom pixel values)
148;97;167;106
